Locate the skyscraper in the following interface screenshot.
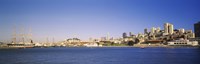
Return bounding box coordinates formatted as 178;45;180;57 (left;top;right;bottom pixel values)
122;32;127;38
164;23;174;35
144;28;148;34
194;22;200;37
164;23;169;34
107;32;110;40
129;32;133;37
169;24;174;34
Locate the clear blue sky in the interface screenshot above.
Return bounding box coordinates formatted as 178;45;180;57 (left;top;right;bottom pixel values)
0;0;200;42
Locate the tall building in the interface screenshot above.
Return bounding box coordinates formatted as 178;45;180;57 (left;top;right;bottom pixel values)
169;24;174;34
107;32;110;40
151;27;156;33
164;23;169;34
144;28;148;34
122;32;127;38
194;22;200;37
129;32;133;37
164;23;174;35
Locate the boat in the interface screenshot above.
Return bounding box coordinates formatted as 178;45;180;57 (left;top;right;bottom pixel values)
7;43;34;48
168;38;199;46
6;27;35;48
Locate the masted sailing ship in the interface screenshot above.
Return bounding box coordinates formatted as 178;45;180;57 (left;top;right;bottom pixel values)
7;27;35;48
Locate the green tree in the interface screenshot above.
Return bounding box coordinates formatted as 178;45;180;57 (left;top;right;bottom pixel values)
127;41;134;46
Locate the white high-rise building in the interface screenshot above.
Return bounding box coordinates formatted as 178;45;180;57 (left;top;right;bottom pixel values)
151;27;156;33
169;24;174;34
107;32;110;41
164;23;169;34
164;23;174;35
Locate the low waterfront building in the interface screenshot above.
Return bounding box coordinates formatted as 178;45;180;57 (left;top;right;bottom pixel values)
168;38;198;46
83;42;99;47
188;37;200;45
123;37;134;42
34;43;43;47
113;40;122;44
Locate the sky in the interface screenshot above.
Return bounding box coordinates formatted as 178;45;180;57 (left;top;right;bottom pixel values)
0;0;200;42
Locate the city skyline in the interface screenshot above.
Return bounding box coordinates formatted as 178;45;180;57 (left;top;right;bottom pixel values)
1;0;200;42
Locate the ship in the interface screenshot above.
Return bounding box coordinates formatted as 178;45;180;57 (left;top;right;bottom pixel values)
6;27;35;48
7;40;35;48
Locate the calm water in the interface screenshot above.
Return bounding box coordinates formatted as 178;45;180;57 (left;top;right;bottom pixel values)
0;47;200;64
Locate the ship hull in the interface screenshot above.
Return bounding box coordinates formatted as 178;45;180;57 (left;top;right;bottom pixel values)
7;44;34;48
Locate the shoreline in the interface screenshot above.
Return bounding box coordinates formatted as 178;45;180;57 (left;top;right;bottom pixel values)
0;45;199;49
93;45;200;48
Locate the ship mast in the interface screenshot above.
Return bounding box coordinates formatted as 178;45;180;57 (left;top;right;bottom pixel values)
29;28;33;43
12;26;17;44
46;37;49;43
20;27;25;44
52;37;54;43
